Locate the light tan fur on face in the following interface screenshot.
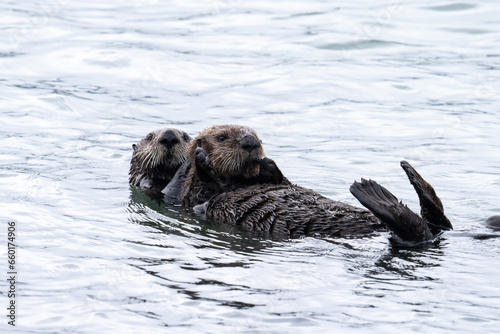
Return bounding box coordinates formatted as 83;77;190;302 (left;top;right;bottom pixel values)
189;124;265;178
129;128;191;187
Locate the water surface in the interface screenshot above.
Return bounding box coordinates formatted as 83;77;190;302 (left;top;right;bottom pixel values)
1;0;499;333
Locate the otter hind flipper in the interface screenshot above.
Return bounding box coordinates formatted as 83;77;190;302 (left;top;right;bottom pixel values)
350;179;434;244
400;161;453;234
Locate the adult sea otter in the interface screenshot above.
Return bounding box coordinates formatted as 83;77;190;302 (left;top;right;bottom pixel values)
172;124;453;245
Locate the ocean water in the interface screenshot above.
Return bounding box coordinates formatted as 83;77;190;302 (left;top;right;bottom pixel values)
1;0;499;333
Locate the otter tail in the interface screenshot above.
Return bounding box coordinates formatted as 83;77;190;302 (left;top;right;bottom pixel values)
350;178;434;245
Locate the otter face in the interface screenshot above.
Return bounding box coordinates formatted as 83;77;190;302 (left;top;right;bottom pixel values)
130;128;192;187
191;125;265;178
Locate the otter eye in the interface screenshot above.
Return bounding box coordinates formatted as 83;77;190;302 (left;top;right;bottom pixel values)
183;133;190;142
218;135;226;142
146;133;154;141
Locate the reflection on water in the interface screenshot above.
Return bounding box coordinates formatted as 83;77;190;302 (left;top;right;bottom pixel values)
1;0;499;333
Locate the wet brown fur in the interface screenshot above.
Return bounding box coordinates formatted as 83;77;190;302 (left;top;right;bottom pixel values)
180;125;269;206
129;128;191;193
179;125;452;244
205;183;385;239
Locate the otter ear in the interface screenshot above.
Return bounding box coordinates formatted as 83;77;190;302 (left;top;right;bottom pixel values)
132;144;137;151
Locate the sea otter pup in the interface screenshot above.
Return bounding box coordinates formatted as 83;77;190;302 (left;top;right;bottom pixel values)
178;125;289;207
129;128;191;195
180;125;453;244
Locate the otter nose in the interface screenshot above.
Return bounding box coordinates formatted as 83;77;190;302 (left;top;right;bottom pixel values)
240;135;260;153
159;130;179;148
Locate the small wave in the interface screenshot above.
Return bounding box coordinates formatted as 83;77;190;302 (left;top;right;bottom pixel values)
423;3;477;12
315;39;409;51
0;52;23;58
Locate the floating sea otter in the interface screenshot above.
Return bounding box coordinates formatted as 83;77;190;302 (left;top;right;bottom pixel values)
129;128;192;196
485;216;500;231
161;124;454;245
178;125;288;207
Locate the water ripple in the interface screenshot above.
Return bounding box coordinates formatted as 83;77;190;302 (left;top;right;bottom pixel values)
1;0;499;333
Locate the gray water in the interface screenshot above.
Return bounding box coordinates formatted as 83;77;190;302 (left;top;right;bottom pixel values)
1;0;500;333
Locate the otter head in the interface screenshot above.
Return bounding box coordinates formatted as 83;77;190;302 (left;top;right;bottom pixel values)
190;125;265;179
129;128;192;189
486;215;500;231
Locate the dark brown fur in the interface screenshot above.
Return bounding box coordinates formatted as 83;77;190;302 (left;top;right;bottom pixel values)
180;125;452;245
179;125;288;207
205;183;385;239
129;128;191;194
202;160;452;244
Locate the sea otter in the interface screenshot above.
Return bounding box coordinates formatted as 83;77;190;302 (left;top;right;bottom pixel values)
485;215;500;231
129;128;191;196
177;125;289;207
177;124;453;245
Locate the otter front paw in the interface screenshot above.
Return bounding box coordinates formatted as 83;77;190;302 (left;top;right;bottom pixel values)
259;157;286;184
162;160;191;205
195;147;213;173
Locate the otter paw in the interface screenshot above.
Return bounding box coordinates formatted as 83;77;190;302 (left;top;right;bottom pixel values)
195;147;213;172
259;157;285;184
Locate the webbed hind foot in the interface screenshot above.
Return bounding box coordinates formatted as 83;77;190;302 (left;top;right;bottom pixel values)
350;178;433;244
400;161;453;234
